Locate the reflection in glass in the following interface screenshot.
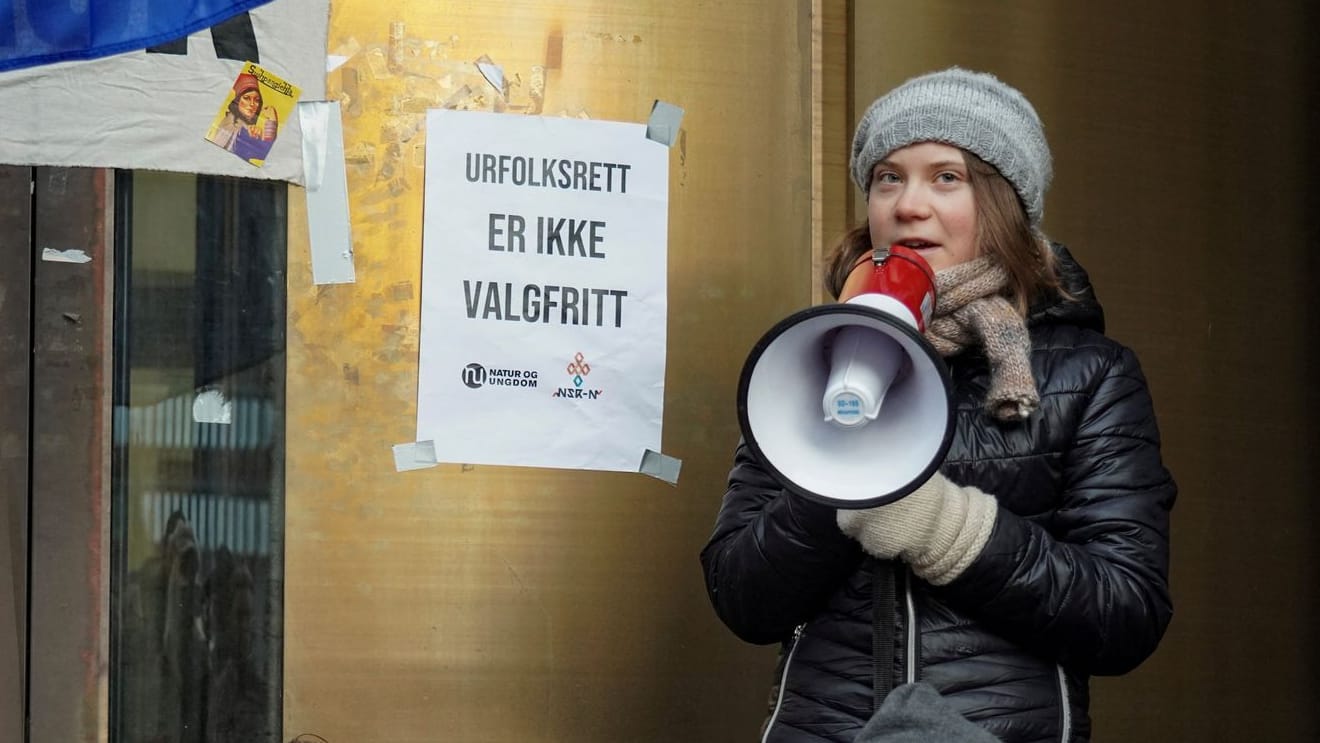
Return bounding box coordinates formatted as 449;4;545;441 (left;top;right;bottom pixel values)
111;171;285;743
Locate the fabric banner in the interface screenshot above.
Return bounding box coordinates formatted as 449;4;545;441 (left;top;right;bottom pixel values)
0;0;326;184
0;0;275;72
417;109;670;473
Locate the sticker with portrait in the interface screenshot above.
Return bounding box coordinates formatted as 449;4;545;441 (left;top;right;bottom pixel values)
205;62;301;167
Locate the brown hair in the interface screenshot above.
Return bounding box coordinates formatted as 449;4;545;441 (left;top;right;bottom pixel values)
824;150;1063;315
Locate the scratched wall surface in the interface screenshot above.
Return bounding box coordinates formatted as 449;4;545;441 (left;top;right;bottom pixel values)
285;2;813;740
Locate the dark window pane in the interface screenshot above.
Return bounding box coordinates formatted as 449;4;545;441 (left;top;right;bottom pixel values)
111;171;285;743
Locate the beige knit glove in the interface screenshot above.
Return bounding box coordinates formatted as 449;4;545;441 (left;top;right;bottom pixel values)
836;473;998;585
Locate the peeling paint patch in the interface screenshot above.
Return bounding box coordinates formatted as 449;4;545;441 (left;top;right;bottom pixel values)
585;32;643;43
387;281;414;301
545;31;563;69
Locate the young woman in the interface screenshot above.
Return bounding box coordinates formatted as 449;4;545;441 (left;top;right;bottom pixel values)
701;68;1176;742
208;73;264;152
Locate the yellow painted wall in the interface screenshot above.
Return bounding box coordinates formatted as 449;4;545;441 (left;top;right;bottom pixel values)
284;2;1320;740
285;2;838;740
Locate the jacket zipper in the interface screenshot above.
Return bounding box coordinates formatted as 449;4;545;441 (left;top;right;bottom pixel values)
903;569;918;684
763;575;919;740
1055;664;1072;742
761;623;805;743
903;574;1072;741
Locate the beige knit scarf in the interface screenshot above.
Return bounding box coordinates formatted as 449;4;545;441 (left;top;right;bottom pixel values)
924;256;1039;421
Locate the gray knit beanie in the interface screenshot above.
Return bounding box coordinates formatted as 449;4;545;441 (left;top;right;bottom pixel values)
850;67;1052;227
854;683;999;743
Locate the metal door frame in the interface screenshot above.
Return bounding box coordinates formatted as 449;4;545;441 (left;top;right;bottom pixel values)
0;166;114;743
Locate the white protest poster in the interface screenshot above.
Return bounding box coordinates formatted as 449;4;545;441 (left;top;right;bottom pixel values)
417;109;669;472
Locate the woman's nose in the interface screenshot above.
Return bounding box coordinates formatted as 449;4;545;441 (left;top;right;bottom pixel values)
893;185;930;219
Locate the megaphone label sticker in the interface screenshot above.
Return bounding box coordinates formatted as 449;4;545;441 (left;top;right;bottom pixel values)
834;397;862;418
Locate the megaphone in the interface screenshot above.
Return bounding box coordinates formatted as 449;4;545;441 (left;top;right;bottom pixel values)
736;245;954;509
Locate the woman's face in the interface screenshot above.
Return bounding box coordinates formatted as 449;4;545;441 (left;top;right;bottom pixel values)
866;142;978;273
236;89;262;122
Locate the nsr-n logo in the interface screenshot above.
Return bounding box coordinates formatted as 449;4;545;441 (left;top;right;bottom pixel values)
553;352;602;400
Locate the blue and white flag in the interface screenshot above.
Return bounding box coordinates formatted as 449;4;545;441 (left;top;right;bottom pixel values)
0;0;326;183
0;0;276;72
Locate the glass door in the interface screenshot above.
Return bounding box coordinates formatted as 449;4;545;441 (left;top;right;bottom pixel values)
111;170;287;743
0;166;288;743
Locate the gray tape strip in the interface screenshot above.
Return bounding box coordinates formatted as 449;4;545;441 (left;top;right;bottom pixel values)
645;100;684;146
393;440;438;472
192;389;233;424
298;101;330;192
41;247;91;263
475;54;506;96
639;449;682;484
298;100;356;285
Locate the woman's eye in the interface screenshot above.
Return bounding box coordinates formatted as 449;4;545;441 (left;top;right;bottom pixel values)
936;171;963;184
873;171;901;185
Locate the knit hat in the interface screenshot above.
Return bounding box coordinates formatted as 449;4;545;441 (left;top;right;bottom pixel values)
850;67;1052;227
854;683;999;743
232;72;261;97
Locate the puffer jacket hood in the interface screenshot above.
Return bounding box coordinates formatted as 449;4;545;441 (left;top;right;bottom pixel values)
1030;242;1104;333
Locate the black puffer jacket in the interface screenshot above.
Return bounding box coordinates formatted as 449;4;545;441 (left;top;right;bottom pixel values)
701;247;1176;743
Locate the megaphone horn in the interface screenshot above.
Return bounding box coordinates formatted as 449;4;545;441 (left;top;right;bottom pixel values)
737;245;954;509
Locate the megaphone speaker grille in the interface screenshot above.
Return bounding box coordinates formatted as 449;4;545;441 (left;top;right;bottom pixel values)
737;303;954;509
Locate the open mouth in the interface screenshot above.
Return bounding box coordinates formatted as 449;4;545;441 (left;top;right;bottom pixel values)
895;239;939;250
